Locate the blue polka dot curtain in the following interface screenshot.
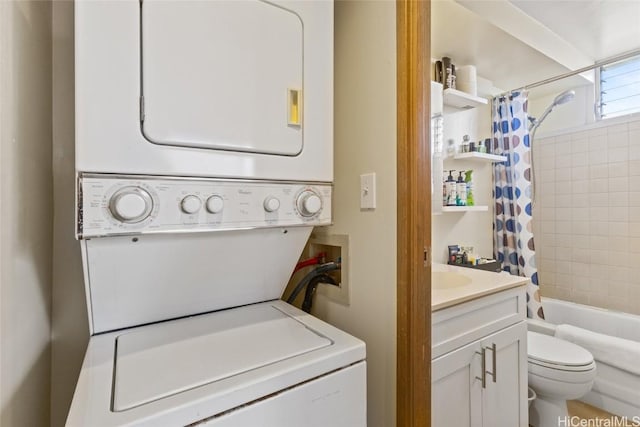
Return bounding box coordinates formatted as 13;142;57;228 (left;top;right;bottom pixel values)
492;91;545;320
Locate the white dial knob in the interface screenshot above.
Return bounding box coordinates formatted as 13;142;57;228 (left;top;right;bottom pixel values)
296;191;322;217
109;187;153;223
181;195;202;214
206;195;224;214
263;197;281;212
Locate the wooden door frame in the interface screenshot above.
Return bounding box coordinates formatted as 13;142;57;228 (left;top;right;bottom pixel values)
396;1;431;426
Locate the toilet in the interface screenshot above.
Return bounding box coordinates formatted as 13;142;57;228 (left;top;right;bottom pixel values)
527;331;597;427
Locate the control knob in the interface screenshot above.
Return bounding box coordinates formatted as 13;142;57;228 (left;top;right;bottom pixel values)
296;190;322;217
206;195;224;214
109;187;153;223
263;196;281;212
181;195;202;214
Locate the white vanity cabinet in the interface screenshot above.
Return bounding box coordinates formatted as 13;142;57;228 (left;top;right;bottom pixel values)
432;285;528;427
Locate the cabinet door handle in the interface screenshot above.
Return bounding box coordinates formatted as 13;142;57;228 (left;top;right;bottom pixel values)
475;347;486;388
487;343;497;383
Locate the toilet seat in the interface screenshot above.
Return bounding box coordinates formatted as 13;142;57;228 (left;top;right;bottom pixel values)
527;332;596;383
528;331;594;367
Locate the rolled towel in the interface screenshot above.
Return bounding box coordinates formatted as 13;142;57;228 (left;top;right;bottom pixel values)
555;324;640;376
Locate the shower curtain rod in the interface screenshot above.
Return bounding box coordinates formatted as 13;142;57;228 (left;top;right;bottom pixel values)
497;48;640;98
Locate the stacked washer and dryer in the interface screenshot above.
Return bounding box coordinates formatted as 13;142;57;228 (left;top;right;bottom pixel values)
67;1;366;425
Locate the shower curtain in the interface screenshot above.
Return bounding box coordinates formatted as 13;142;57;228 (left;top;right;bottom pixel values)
492;91;544;320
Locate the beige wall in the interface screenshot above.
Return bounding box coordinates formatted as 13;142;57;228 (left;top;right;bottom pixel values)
0;1;53;426
50;2;89;426
312;1;397;426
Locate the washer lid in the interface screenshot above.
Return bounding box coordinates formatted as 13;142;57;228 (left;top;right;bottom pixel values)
527;331;594;367
112;303;331;411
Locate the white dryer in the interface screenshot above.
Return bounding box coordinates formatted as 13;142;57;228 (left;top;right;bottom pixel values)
75;0;333;182
68;1;366;425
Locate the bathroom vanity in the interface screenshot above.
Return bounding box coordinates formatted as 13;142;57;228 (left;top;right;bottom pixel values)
432;264;529;427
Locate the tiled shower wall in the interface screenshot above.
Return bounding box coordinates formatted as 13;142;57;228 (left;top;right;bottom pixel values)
532;114;640;316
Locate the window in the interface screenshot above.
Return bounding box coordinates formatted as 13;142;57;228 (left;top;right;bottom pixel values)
598;55;640;119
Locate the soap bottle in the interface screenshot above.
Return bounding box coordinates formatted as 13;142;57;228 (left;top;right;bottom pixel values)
456;171;467;206
477;139;486;153
461;135;470;153
465;170;474;206
442;173;448;207
445;170;457;206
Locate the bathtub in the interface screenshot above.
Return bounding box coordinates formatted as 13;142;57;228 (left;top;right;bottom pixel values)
527;297;640;418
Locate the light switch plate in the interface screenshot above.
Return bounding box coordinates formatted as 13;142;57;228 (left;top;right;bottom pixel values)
360;173;376;209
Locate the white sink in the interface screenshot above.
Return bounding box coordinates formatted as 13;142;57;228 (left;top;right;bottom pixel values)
432;271;472;289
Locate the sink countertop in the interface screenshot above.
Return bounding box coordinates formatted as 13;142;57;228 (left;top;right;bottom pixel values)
432;262;528;311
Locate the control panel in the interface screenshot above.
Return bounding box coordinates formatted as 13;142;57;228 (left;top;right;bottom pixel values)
77;174;332;238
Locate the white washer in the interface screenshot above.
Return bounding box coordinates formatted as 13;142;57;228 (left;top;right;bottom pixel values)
68;176;366;426
69;1;366;425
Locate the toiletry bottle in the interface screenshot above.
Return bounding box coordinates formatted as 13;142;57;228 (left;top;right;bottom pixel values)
442;173;448;207
484;138;492;154
461;135;470;153
456;171;467;206
465;170;474;206
445;170;457;206
477;139;486;153
446;138;456;158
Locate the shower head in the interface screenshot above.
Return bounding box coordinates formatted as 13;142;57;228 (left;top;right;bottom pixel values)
528;89;576;132
553;89;575;106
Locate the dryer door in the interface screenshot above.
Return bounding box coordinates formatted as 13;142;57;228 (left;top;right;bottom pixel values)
140;0;303;156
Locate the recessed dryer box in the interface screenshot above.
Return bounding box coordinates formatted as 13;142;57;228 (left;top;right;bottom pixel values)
308;233;350;306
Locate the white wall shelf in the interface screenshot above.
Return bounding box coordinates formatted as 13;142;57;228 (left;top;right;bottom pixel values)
441;205;489;213
453;152;507;162
443;88;488;110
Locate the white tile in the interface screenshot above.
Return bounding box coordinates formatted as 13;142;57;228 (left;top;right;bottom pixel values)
589;264;609;280
571;207;589;221
571;139;587;153
629;206;640;221
631;193;640;207
570;131;589;141
557;260;572;273
556;154;572;169
588;135;607;151
556;249;572;261
556;182;573;195
629;179;640;192
608;266;630;282
607;281;628;298
541;207;555;221
542;233;557;247
541;221;556;234
571;151;588;167
588;193;608;207
557;133;572;143
555;207;571;219
629;222;640;237
539;155;556;170
629;143;640;160
628;120;640;131
607;251;629;267
589;149;608;165
589;249;610;264
609;176;629;192
608;192;629;207
589;235;609;250
556;274;573;289
572;180;589;194
556;166;571;181
608;236;629;251
571;193;588;208
608;132;629;148
607;123;628;134
571;254;591;269
609;222;629;237
572;235;590;249
540;144;556;157
608;162;628;178
589;163;609;179
590;221;609;236
629;129;640;143
629;160;640;176
540;169;555;182
589;178;608;193
609;147;629;163
556;221;572;236
589;206;608;221
571;166;588;181
555;194;572;208
629;237;640;254
556;142;572;156
573;221;590;235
